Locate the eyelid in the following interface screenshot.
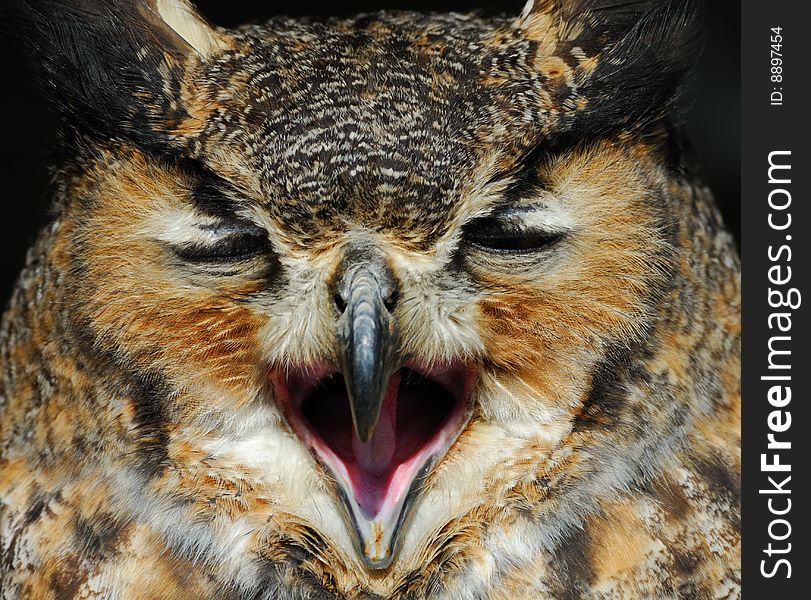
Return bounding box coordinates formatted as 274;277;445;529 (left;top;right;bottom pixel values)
171;230;271;263
165;217;273;264
461;203;569;254
197;219;268;238
472;201;571;233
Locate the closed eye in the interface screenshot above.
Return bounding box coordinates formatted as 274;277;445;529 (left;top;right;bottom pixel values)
463;210;566;254
172;221;273;263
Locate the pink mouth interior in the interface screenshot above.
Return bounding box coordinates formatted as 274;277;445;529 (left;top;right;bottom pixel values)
279;365;468;519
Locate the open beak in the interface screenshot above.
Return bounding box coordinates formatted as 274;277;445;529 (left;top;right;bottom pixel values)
274;362;471;569
271;255;473;569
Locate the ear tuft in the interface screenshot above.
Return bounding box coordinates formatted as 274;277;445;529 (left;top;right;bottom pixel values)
154;0;226;58
5;0;226;148
517;0;704;135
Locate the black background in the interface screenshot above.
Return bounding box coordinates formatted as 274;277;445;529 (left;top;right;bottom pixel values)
0;1;740;303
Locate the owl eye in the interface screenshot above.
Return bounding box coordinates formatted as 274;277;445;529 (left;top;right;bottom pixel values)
172;221;273;264
463;213;565;254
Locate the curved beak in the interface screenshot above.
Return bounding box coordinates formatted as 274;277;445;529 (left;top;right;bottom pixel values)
276;249;471;570
336;264;399;444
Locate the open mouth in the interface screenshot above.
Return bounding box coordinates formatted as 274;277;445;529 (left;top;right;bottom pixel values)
271;362;472;569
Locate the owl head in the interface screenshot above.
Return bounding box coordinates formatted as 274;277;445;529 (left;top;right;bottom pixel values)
12;0;706;588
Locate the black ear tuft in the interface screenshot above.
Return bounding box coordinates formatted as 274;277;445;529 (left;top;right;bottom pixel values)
578;0;704;132
4;0;224;150
520;0;705;136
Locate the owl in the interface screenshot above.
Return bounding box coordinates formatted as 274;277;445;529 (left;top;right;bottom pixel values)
0;0;740;598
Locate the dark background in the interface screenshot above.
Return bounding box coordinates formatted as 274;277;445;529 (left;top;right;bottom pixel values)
741;0;809;595
0;1;740;304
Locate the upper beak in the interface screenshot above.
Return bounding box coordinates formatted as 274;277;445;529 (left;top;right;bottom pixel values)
335;260;399;444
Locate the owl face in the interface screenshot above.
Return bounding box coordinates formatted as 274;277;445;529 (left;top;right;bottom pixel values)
16;0;701;580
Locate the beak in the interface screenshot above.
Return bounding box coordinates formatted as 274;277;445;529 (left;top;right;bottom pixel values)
335;261;399;444
274;247;472;569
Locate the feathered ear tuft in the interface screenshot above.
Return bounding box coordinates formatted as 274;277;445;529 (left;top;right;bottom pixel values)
5;0;228;149
517;0;704;135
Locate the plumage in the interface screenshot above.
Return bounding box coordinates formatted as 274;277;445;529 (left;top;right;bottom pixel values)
0;1;739;598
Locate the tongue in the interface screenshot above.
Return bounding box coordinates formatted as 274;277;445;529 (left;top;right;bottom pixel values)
351;372;400;477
